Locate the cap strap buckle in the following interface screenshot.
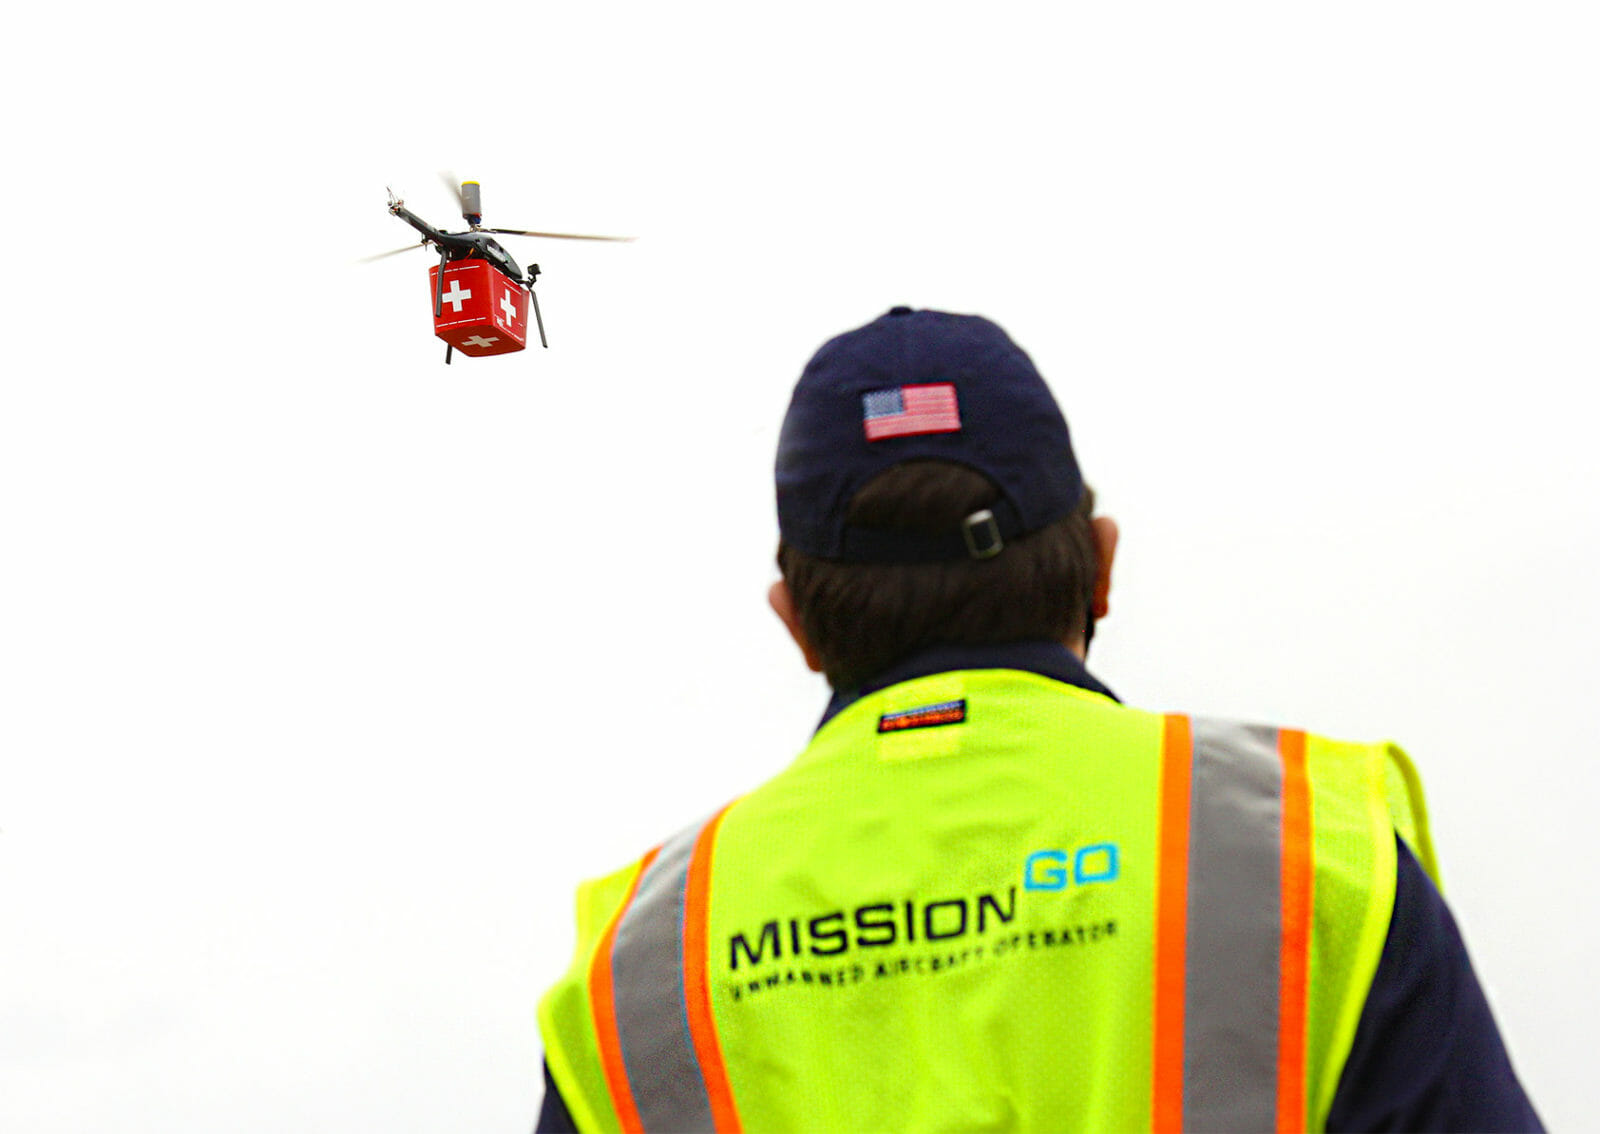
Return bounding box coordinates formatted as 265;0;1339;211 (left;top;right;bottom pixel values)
962;509;1004;560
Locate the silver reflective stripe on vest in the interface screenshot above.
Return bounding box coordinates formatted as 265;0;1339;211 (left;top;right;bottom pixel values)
1185;718;1286;1132
611;818;716;1132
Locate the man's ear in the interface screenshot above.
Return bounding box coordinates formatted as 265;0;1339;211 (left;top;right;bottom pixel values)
1090;515;1119;620
768;579;825;673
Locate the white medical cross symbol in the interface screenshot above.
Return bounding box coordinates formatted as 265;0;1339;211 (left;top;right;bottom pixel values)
462;335;500;348
441;279;472;313
499;291;518;325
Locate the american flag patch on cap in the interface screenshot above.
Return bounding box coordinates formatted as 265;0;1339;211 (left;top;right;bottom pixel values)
862;383;961;441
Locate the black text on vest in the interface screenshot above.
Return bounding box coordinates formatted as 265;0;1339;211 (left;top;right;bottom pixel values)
728;888;1018;972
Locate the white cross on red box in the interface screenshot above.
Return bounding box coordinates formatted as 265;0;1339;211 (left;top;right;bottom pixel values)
441;279;472;313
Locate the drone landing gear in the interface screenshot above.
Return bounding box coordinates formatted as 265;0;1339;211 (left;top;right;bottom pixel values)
528;287;548;348
523;263;547;349
445;343;453;365
433;248;450;318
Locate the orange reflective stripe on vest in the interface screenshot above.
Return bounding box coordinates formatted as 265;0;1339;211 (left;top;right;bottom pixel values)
588;806;740;1134
589;846;658;1133
1153;715;1315;1132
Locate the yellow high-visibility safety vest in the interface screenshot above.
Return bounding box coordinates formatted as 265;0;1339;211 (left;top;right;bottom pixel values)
539;669;1438;1133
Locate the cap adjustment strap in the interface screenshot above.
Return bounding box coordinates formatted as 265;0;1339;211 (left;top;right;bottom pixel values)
835;498;1025;563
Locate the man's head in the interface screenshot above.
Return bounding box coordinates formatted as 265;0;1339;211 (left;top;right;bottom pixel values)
771;308;1116;688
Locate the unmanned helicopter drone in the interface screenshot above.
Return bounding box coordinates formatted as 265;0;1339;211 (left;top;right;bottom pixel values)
366;177;633;363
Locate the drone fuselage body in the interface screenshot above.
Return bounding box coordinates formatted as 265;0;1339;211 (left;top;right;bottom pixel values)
389;203;528;285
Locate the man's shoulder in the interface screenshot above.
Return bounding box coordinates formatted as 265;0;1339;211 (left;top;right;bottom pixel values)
1328;836;1543;1132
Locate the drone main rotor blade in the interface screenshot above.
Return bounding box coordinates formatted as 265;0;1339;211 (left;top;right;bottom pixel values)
359;243;427;262
479;228;636;242
439;171;465;211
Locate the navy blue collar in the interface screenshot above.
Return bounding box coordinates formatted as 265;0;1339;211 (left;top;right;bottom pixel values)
818;640;1119;730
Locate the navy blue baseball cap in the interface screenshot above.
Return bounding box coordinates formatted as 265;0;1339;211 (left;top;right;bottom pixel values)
776;307;1084;562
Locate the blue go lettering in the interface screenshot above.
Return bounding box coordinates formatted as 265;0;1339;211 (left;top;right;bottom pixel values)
1023;843;1121;891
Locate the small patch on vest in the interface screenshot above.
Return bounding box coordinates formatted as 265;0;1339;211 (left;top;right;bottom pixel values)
877;699;968;734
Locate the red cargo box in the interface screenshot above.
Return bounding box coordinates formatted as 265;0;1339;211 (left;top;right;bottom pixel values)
426;260;529;357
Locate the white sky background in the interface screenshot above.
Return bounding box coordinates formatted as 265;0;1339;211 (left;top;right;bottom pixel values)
3;2;1596;1130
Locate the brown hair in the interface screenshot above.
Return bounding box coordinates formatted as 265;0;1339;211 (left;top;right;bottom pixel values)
776;461;1098;688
